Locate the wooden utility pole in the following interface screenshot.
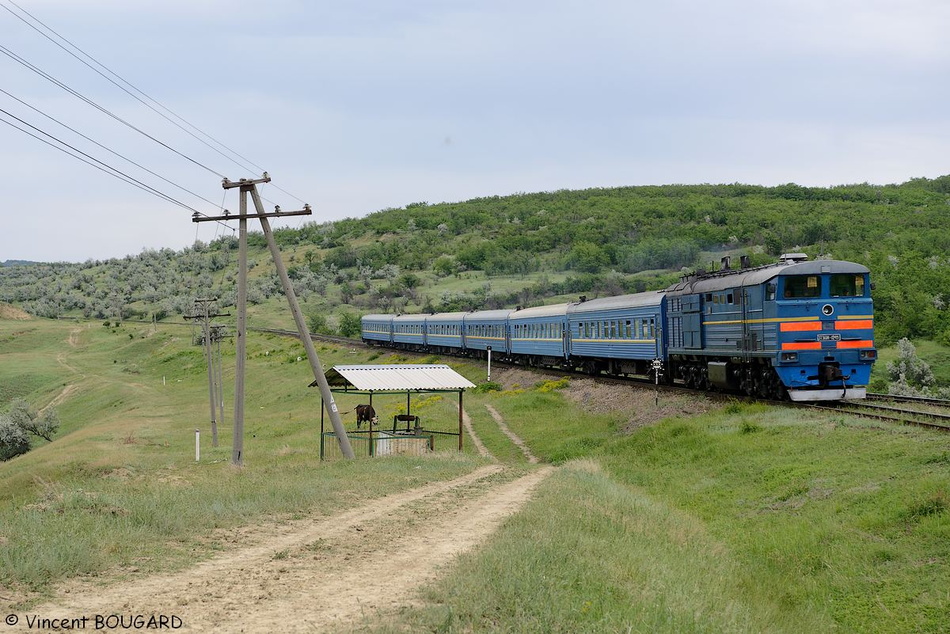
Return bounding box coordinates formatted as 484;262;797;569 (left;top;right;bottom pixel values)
210;324;228;424
194;174;355;464
184;298;229;447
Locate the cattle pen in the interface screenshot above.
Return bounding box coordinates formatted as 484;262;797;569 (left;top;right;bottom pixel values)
312;364;476;459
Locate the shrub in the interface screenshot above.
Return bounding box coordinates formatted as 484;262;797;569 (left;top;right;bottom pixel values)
0;418;30;460
472;381;503;393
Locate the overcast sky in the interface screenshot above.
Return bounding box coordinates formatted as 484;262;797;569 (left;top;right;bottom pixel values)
1;0;947;262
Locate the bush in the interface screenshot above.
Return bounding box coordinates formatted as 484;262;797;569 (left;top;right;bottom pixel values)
0;418;30;460
472;381;503;393
886;338;936;396
338;312;361;338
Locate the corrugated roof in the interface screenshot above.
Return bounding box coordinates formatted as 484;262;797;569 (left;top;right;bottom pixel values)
509;302;573;320
317;364;476;392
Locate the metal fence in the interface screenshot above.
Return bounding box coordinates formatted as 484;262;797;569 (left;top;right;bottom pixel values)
320;430;434;460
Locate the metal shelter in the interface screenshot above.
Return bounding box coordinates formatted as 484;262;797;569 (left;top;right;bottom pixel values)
310;365;476;458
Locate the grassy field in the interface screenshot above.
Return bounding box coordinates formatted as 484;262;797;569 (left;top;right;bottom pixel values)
2;318;950;632
0;318;483;595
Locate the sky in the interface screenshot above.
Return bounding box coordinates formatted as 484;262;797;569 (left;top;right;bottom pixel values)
1;0;948;263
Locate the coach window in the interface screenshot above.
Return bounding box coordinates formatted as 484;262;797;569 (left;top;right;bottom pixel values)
784;275;821;298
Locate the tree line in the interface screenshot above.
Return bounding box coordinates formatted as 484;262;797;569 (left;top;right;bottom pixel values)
2;177;950;345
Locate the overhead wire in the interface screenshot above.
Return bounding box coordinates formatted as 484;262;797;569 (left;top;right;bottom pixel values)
0;2;313;240
0;42;239;229
0;106;201;212
2;0;311;207
0;42;228;180
1;0;263;177
0;86;222;209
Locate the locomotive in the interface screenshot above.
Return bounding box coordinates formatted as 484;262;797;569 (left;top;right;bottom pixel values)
362;254;875;401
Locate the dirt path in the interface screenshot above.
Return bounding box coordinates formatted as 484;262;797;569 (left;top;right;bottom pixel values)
458;404;495;460
485;403;540;464
25;463;553;633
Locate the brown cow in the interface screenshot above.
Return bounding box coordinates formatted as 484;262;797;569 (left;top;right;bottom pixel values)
355;404;376;429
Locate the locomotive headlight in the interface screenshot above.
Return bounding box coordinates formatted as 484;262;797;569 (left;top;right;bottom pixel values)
781;352;798;362
860;350;876;360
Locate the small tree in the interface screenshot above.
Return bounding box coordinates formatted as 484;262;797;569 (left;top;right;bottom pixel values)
338;312;362;338
0;419;30;461
7;399;60;442
886;338;935;396
308;312;332;335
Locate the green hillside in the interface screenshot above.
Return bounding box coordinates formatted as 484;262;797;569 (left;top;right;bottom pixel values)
1;318;949;632
2;178;950;347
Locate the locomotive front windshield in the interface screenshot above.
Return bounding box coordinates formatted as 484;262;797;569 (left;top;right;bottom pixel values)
830;274;865;297
782;274;867;299
783;275;821;298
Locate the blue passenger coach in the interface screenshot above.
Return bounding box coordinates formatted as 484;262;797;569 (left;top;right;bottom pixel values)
509;303;571;366
391;313;427;349
361;314;393;346
567;292;667;376
424;311;467;354
463;309;512;355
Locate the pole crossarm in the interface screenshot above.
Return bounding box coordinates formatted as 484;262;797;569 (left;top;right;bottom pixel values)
193;206;311;223
221;174;271;189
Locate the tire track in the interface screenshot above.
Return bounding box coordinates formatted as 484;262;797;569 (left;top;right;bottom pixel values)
24;463;554;633
458;404;495;460
485;403;540;464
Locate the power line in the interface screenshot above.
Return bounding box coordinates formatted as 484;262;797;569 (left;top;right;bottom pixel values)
0;107;237;231
0;86;222;209
1;0;264;177
0;107;199;212
0;42;228;180
2;0;311;207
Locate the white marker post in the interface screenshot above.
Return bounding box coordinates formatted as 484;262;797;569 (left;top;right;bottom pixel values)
652;359;663;407
195;429;200;462
487;346;492;382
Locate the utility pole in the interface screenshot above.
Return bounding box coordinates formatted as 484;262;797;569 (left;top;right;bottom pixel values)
210;324;228;424
194;174;355;464
184;298;230;447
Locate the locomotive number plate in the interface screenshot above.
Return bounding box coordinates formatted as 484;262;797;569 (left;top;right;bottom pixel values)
817;334;841;342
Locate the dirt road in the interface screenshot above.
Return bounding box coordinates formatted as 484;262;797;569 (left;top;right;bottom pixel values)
24;463;552;632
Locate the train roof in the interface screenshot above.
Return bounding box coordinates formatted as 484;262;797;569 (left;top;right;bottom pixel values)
508;303;573;320
424;312;468;321
464;309;513;322
392;313;427;322
568;291;664;314
362;314;393;322
665;259;870;295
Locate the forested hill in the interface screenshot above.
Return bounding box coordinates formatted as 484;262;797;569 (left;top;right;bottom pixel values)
2;177;950;345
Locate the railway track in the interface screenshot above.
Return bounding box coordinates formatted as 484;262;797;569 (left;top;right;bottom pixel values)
867;392;950;407
802;398;950;432
178;325;950;433
253;327;366;348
